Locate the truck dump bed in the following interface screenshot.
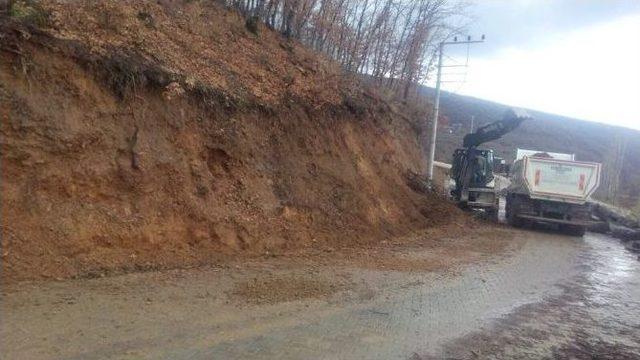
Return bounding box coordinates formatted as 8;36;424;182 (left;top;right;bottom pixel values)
512;156;601;204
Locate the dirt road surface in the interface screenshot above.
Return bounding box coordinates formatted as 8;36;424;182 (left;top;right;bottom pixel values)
2;230;639;359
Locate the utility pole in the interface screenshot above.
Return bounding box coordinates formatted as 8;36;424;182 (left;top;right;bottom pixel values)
608;131;627;205
470;115;475;132
426;35;485;183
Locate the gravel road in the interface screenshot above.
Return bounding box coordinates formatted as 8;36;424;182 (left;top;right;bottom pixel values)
2;231;639;359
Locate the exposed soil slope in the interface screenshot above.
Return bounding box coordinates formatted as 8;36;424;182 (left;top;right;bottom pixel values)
0;1;467;281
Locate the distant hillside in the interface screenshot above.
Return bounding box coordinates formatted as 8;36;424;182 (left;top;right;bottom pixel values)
423;88;640;209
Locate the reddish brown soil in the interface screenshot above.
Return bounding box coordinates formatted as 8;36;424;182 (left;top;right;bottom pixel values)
0;1;469;282
232;228;515;305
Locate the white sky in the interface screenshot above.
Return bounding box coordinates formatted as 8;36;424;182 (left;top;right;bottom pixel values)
434;2;640;130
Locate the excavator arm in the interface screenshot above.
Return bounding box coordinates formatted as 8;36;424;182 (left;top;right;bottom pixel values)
463;108;531;148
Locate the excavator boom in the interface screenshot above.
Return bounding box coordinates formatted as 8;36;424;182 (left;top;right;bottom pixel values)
463;108;530;148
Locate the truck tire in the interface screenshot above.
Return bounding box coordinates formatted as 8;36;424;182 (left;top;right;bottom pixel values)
485;208;498;221
506;209;521;227
564;225;586;237
506;195;523;228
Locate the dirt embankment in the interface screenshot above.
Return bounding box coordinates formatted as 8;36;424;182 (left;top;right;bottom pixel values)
0;0;468;282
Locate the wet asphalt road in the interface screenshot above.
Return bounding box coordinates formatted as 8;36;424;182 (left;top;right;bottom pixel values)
2;231;639;359
198;232;640;360
429;232;640;359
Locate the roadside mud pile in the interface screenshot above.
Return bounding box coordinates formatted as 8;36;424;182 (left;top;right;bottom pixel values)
0;0;469;282
590;202;640;256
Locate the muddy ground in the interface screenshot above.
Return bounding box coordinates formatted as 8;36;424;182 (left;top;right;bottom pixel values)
2;229;638;359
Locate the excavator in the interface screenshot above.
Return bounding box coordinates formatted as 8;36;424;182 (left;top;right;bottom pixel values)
450;108;531;213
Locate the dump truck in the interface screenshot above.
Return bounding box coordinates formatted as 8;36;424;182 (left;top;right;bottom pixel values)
505;152;601;236
450;108;531;214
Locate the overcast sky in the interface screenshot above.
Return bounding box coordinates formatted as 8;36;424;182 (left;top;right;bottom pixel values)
434;0;640;130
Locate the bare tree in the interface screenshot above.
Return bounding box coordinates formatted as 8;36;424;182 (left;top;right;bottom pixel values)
221;0;469;98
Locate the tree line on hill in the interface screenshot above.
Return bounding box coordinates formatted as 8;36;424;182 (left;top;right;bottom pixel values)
224;0;467;99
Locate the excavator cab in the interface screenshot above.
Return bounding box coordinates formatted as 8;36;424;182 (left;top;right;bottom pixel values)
451;148;496;209
452;149;495;188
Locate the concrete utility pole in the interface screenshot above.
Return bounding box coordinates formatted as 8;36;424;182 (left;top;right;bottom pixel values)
426;35;485;183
